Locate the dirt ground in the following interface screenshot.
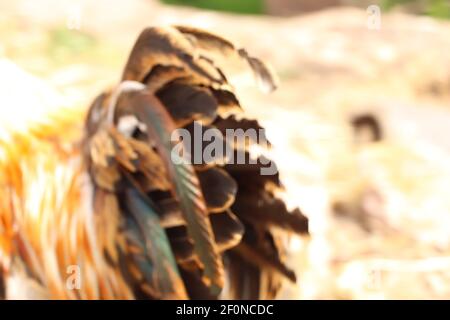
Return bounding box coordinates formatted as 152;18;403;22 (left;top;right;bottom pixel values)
2;0;450;299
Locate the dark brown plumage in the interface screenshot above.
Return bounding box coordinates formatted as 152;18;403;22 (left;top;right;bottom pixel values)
87;27;308;299
85;26;309;299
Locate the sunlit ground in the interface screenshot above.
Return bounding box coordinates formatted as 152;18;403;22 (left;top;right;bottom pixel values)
1;0;450;299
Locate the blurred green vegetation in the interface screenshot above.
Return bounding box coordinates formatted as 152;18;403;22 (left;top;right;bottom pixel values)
47;27;122;68
161;0;450;18
48;27;96;59
383;0;450;19
161;0;264;14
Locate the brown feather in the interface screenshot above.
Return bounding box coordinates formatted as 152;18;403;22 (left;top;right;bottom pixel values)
156;82;218;127
197;167;237;213
122;27;225;86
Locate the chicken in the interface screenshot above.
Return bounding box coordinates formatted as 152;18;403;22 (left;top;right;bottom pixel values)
0;26;308;300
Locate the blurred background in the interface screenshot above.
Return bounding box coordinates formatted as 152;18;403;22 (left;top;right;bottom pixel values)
1;0;450;299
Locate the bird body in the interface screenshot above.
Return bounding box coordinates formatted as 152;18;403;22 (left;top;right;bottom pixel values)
0;26;308;300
